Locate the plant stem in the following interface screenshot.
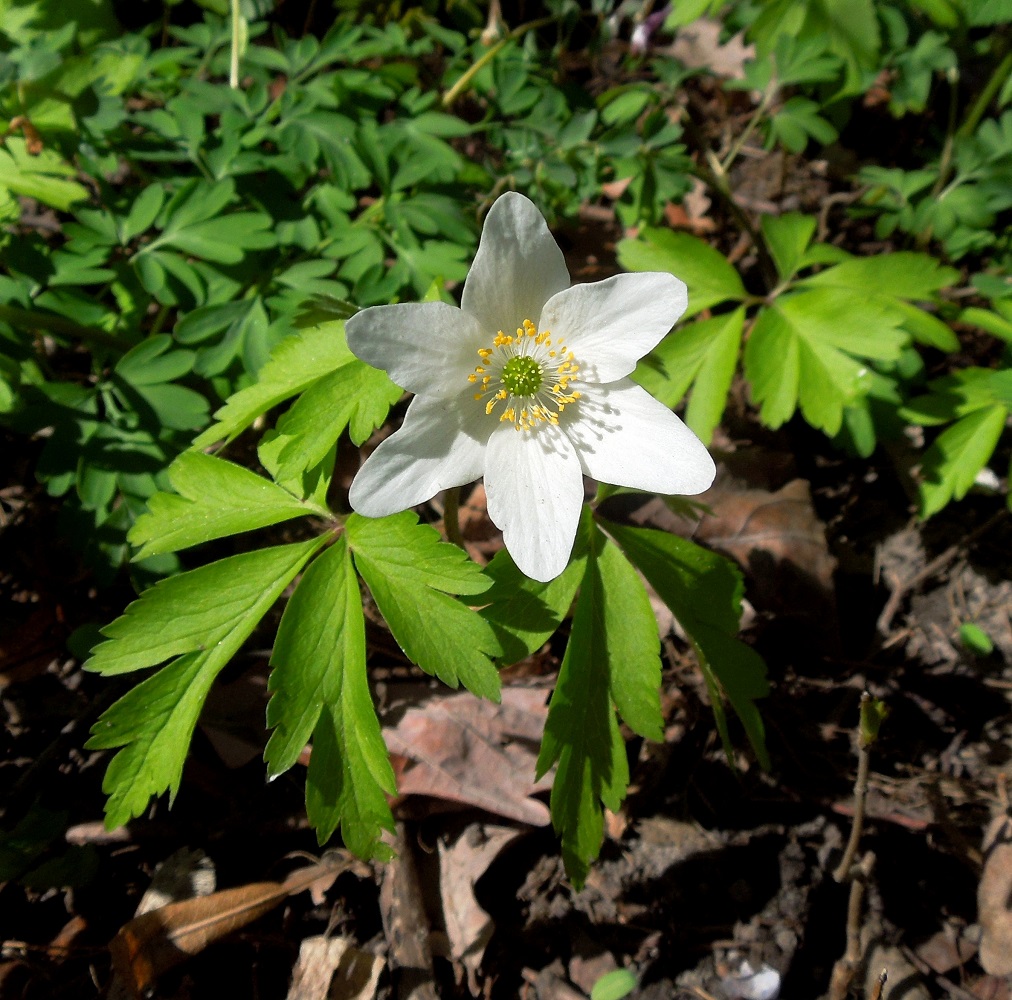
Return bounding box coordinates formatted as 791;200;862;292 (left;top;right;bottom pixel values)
832;692;874;883
719;84;775;175
0;304;133;353
442;17;557;108
229;0;242;89
957;47;1012;140
443;487;465;549
682;111;779;291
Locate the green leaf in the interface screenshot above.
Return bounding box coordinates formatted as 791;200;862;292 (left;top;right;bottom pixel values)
591;969;639;1000
603;522;769;768
960;622;994;656
634;308;744;445
919;405;1007;517
128;452;317;559
346;512;500;701
597;531;664;742
617;229;746;319
761;213;816;281
801;252;959;299
744;289;907;435
479;541;587;665
767;97;838;152
0;138;89;211
265;360;402;483
265;537;396;858
960;306;1012;344
535;521;631;888
85;537;326;676
85;537;324;826
192;320;357;448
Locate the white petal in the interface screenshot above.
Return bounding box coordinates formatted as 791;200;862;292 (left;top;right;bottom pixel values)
349;394;487;517
462;192;571;338
346;301;484;399
539;272;688;382
565;379;715;495
484;423;584;582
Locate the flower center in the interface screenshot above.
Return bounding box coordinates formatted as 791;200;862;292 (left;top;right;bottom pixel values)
468;318;581;432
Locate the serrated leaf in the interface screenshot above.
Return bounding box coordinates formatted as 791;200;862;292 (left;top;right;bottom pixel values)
744;289;907;435
267;360;402;482
346;512;500;700
536;521;631;888
761;213;816;281
479;540;587;665
85;538;324;826
85;537;326;676
919;405;1007;517
802;251;959;299
128;452;318;559
265;537;396;858
634;308;744;445
617;229;745;319
192;320;357;448
603;521;769;768
597;532;663;741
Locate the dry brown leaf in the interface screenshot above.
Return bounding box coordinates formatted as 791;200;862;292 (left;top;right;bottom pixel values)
286;936;384;1000
109;852;366;997
979;814;1012;975
438;823;520;995
632;476;836;637
666;18;754;79
384;686;552;826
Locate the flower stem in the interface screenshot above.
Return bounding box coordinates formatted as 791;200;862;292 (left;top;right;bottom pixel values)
956;46;1012;141
442;17;558;108
443;487;465;550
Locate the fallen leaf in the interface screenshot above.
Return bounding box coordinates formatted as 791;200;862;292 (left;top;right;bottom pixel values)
438;823;520;995
666;19;753;79
979;814;1012;975
384;686;552;826
634;475;838;639
109;852;367;997
286;936;384;1000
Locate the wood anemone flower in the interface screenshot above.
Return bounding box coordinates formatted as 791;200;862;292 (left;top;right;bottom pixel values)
346;191;715;582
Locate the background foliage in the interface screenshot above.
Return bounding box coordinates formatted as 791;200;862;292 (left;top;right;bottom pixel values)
1;0;1009;882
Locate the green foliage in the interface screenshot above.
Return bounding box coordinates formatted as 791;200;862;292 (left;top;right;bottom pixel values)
8;0;1009;889
603;521;769;768
620;225;965;464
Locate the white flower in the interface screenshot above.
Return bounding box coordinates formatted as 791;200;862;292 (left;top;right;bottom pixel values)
346;192;715;582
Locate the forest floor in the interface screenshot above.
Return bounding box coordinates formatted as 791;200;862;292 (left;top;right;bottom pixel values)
3;26;1012;1000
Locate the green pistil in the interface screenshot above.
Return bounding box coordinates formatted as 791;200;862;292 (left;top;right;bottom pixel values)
501;355;543;396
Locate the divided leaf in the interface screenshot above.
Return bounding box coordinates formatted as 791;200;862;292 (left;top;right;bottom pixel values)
479;514;590;665
85;538;326;676
128;452;317;559
744;288;907;435
918;405;1007;517
761;213;816;281
617;228;746;318
263;360;401;483
191;320;358;447
536;522;635;888
346;513;500;701
85;538;325;826
266;537;396;859
603;521;769;768
634;308;744;445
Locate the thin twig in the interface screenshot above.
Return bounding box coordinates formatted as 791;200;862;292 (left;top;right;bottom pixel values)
833;696;873;883
877;510;1008;634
